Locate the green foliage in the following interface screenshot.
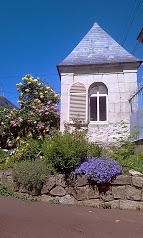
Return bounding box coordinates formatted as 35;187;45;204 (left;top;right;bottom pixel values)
0;184;15;197
13;160;54;191
111;140;134;161
0;148;7;164
13;137;43;162
99;202;111;209
0;184;37;201
49;198;60;204
42;130;101;174
117;154;143;174
87;142;102;158
111;135;143;174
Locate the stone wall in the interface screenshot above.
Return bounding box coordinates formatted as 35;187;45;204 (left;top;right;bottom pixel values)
60;66;137;144
1;169;143;210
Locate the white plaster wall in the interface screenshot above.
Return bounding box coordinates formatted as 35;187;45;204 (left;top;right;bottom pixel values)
60;69;137;144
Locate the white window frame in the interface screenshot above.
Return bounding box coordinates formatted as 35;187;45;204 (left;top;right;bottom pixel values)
89;91;108;124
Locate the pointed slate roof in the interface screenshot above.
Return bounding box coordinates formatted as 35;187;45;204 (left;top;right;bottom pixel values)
0;96;18;109
58;23;141;66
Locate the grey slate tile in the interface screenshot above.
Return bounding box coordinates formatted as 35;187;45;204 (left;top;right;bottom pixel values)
58;22;141;66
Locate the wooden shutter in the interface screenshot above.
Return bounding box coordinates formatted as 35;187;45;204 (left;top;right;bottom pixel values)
69;83;86;121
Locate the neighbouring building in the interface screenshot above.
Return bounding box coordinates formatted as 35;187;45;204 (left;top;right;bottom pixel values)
57;23;142;144
130;28;143;142
0;96;18;109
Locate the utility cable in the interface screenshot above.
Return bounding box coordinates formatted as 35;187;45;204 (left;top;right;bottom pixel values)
122;0;142;46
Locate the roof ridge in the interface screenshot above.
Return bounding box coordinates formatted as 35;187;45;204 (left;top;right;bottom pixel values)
58;23;142;66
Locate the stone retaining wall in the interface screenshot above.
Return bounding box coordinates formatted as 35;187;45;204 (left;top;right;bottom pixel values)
1;169;143;210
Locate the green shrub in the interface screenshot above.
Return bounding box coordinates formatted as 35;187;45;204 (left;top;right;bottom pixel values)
42;131;101;174
111;140;134;161
116;154;143;174
0;184;15;197
13;160;54;192
13;137;42;161
87;142;102;158
0;148;8;164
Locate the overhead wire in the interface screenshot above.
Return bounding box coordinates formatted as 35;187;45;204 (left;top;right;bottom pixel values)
0;73;59;79
119;0;135;43
132;41;140;54
121;0;142;46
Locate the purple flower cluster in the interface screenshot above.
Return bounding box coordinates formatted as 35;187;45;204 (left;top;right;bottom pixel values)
74;157;122;184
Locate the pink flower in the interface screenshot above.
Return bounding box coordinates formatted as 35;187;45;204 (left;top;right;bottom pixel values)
47;101;51;105
39;109;44;113
12;123;17;127
45;112;49;115
8;142;12;147
53;107;58;111
10;120;17;127
1;122;4;126
34;99;39;103
18;117;23;122
11;121;16;125
27;120;32;124
38;125;44;130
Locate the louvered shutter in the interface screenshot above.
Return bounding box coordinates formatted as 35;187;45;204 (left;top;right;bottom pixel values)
69;83;86;121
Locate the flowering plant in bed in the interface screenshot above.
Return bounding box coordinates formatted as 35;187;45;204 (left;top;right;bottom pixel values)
74;157;122;184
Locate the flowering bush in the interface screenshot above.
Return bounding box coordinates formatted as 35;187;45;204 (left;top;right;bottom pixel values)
0;74;60;148
74;157;122;184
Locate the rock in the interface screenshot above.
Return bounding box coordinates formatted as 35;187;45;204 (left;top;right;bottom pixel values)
41;184;49;194
100;193;114;202
66;186;77;198
4;170;12;176
41;176;56;194
126;186;141;201
1;173;14;187
19;186;28;193
76;175;88;187
120;200;143;210
40;194;53;203
50;186;66;196
88;186;99;199
30;187;40;196
58;195;77;205
13;182;20;192
56;174;66;188
112;175;131;185
66;174;76;187
132;176;143;188
78;199;100;207
76;186;88;201
129;170;143;177
112;186;126;199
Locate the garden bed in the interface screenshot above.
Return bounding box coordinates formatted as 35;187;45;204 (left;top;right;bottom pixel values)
1;169;143;210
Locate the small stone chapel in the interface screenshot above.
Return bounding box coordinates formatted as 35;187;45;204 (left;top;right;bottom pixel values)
57;23;142;144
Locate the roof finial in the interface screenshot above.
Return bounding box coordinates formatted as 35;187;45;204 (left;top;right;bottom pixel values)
94;22;99;26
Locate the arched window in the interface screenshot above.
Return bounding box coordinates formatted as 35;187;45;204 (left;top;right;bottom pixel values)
89;83;108;122
69;83;86;121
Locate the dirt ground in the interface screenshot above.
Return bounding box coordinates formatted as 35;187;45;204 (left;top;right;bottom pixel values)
0;196;143;238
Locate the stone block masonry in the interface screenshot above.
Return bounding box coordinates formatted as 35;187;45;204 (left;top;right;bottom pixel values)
1;170;143;210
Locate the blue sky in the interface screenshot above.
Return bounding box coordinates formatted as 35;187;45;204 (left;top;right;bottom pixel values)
0;0;143;107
